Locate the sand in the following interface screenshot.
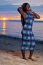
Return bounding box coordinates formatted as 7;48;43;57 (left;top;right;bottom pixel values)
0;35;43;65
0;51;43;65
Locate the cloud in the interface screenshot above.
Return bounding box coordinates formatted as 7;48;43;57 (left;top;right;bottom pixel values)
29;0;43;6
6;0;43;5
0;0;29;5
0;0;9;5
0;0;43;6
5;0;29;5
0;0;14;5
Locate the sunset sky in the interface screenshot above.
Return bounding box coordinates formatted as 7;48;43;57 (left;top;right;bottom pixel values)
0;0;43;20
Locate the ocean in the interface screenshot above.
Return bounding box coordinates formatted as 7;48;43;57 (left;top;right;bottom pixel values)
0;20;43;41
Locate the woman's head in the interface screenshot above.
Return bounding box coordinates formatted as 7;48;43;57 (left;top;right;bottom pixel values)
22;3;31;12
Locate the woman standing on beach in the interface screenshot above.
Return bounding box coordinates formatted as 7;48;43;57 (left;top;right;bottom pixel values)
18;3;40;61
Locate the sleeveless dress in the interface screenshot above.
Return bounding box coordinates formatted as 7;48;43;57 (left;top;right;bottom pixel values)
21;12;35;51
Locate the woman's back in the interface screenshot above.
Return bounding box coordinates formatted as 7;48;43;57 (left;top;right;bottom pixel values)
23;12;33;31
21;15;25;27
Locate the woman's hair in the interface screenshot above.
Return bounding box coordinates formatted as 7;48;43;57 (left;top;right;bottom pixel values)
22;3;30;12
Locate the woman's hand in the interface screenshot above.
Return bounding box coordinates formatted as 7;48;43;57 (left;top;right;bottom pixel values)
32;12;40;19
18;7;22;13
17;7;26;18
28;9;40;19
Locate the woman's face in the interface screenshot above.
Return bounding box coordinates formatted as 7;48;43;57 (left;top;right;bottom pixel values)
26;4;32;11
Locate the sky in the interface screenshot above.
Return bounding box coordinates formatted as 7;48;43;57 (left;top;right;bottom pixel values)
0;0;43;6
0;0;43;19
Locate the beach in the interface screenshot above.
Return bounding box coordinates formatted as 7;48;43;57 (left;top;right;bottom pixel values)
0;1;43;65
0;35;43;65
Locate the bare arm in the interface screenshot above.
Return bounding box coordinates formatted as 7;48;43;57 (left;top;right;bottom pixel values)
17;7;40;19
17;7;26;18
27;8;40;19
31;11;40;19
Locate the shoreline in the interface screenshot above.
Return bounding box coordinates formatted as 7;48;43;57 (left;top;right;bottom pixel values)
0;34;43;55
0;34;43;43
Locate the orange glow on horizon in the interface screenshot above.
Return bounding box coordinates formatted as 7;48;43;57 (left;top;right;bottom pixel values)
0;16;21;20
0;16;43;21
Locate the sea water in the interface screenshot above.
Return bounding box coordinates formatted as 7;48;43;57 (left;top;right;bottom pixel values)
0;20;43;41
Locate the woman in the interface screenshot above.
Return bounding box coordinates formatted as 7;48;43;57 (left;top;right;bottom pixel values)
18;3;40;61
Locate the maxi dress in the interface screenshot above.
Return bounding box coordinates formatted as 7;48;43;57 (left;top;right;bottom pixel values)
21;12;35;51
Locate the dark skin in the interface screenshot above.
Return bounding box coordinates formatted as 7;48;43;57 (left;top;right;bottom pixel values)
18;4;40;61
18;7;40;19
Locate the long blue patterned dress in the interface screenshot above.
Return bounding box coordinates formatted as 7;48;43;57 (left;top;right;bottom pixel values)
21;12;35;51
